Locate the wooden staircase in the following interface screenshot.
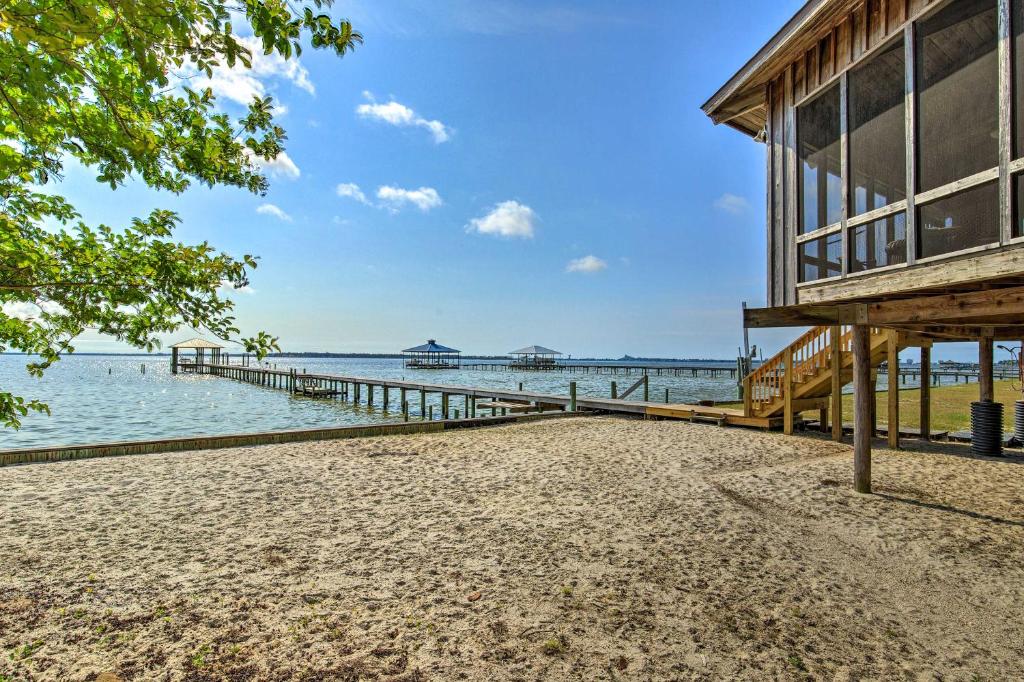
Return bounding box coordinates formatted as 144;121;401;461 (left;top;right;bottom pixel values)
742;325;907;424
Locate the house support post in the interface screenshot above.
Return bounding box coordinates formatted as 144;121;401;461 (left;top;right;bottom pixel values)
853;325;872;494
831;326;842;441
920;346;931;441
980;335;994;402
887;330;900;450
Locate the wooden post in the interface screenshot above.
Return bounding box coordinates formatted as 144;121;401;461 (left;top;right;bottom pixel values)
420;389;426;419
428;405;433;420
853;325;872;494
831;326;842;441
383;386;389;410
569;382;577;411
367;384;374;406
920;346;931;441
887;330;900;450
611;381;617;399
980;335;994;402
665;387;670;404
403;401;409;422
783;349;794;435
869;373;877;436
171;348;179;375
643;375;649;402
464;394;469;416
442;393;449;419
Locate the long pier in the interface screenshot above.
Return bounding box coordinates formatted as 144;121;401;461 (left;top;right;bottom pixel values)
460;362;739;377
193;362;777;428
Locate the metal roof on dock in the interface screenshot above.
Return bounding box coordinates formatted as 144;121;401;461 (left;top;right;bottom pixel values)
403;339;460;353
509;345;562;355
170;337;224;349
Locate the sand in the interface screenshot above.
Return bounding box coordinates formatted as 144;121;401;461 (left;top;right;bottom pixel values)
1;416;1023;680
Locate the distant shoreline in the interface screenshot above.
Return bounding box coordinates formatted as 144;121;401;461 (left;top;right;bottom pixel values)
0;351;738;363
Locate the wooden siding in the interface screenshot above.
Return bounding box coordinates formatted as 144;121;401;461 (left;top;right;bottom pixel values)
763;0;946;307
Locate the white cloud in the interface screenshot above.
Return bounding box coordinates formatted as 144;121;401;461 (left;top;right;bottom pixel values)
193;35;314;108
244;148;300;179
255;203;291;222
466;200;536;239
376;185;442;212
2;300;64;320
714;193;750;215
356;92;451;143
219;280;257;295
336;182;370;205
566;255;608;274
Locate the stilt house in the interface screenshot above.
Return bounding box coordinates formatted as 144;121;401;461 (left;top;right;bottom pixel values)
702;0;1024;491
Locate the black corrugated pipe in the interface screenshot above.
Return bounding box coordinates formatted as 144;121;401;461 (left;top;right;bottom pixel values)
971;401;1004;457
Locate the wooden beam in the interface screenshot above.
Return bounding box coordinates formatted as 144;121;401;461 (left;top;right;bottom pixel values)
831;326;843;441
797;245;1024;304
853;325;872;493
745;302;867;328
867;285;1024;326
920;346;931;441
980;336;995;402
887;330;899;450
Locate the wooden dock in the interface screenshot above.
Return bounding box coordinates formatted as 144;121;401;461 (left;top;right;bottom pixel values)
191;362;777;428
460;362;739;378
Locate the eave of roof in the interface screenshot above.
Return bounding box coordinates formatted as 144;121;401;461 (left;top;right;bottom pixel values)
701;0;837;138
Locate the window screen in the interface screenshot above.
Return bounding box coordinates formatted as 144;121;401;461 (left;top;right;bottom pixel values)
849;39;906;216
799;233;842;282
916;0;998;192
850;213;907;272
798;85;842;233
917;182;999;258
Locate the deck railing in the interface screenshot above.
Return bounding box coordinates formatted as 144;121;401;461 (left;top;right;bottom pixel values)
742;325;892;417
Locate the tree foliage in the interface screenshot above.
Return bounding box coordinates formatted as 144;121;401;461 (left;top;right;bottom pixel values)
0;1;361;427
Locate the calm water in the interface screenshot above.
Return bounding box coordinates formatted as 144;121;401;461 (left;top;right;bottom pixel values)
0;355;745;449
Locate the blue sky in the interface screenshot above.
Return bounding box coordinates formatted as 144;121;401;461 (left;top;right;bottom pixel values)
57;0;976;360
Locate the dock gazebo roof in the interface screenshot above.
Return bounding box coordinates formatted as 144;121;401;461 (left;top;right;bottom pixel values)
402;339;461;369
509;345;562;356
403;339;460;354
169;337;224;374
508;345;562;369
171;337;225;349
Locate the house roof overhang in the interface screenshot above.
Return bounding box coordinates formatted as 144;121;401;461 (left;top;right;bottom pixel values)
701;0;851;139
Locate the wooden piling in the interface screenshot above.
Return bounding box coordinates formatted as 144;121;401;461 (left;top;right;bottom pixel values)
611;381;617;399
887;330;900;450
853;325;872;494
569;382;577;411
830;326;842;442
920;346;931;441
979;335;994;402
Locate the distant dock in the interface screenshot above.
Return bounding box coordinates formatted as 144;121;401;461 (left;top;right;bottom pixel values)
460;362;740;378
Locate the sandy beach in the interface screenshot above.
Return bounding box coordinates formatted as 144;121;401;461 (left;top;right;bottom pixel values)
1;416;1023;680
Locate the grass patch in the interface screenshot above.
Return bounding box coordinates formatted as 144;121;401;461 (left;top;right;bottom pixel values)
725;379;1022;433
846;379;1021;432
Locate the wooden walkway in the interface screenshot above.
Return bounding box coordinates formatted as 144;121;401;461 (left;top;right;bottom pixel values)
196;362;776;428
460;362;739;377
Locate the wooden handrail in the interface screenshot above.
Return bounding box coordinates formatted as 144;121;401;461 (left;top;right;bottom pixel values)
743;324;889;417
